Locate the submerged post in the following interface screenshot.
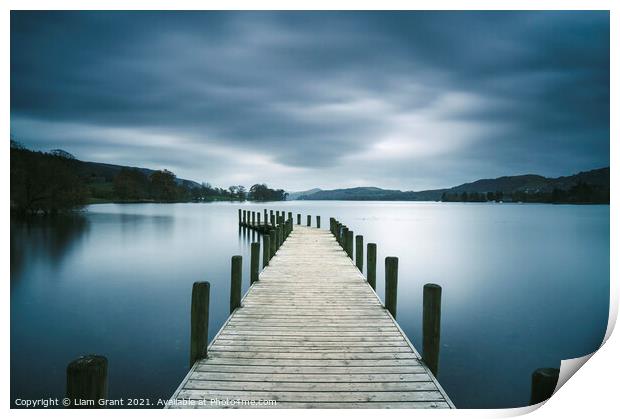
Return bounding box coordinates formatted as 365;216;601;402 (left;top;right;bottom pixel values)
385;257;398;318
66;355;108;408
230;256;242;314
316;216;321;228
530;368;560;405
251;242;260;284
263;234;271;268
307;214;311;227
367;243;377;290
346;230;354;259
297;214;301;225
423;284;442;376
189;281;210;367
355;235;363;271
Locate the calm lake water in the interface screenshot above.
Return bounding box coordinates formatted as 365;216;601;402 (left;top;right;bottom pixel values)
10;201;609;408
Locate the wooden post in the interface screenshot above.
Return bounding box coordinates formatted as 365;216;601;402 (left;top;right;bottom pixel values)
251;211;255;226
288;212;292;223
307;215;311;227
276;211;280;220
367;243;377;290
189;281;210;367
270;214;275;227
297;214;301;225
329;218;334;234
66;355;108;408
238;209;242;225
423;284;442;376
530;368;560;405
257;212;261;226
316;216;321;229
264;209;267;222
263;234;271;267
242;210;246;226
277;225;282;249
355;235;363;271
230;256;242;314
270;209;273;220
269;230;276;258
251;242;260;284
385;257;398;318
346;230;354;259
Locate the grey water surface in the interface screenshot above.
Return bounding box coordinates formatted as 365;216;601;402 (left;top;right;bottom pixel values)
10;201;609;408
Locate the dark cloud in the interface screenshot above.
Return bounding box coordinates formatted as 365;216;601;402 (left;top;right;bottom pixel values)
10;11;609;190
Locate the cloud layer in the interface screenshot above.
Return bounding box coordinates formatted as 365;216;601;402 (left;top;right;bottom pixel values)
11;11;609;190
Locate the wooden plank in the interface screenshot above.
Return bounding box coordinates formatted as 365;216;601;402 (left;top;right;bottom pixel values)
169;401;450;409
186;372;434;383
176;389;446;402
184;380;437;392
193;365;427;374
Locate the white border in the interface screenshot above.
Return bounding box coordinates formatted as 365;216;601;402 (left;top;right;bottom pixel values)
3;2;616;419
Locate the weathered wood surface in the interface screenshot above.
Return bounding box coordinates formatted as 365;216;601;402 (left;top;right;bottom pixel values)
169;226;453;409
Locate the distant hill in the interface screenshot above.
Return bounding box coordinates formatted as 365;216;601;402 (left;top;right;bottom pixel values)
286;188;322;200
73;159;201;189
297;167;609;203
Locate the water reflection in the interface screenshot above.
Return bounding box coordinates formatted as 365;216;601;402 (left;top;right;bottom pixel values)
11;215;90;280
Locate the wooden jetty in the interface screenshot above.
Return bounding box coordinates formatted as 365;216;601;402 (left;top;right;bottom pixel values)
168;211;454;409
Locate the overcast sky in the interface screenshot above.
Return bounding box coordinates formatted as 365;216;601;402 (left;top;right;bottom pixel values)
11;11;609;191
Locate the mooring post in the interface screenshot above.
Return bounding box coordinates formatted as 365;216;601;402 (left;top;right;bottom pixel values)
263;234;271;267
297;213;301;225
230;256;242;314
264;209;268;222
346;230;354;259
270;214;275;227
270;209;273;221
307;214;311;227
316;216;321;228
385;257;398;318
288;212;292;223
367;243;377;290
250;242;260;284
342;226;348;249
530;368;560;405
269;230;276;258
355;235;363;271
242;210;246;226
189;281;210;367
238;209;242;225
257;212;261;226
423;283;442;376
66;355;108;408
277;224;283;249
251;211;255;226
